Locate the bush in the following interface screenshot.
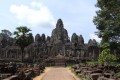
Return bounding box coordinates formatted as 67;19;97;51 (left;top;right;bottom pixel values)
98;48;117;65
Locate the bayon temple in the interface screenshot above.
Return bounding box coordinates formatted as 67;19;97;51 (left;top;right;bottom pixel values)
0;19;101;65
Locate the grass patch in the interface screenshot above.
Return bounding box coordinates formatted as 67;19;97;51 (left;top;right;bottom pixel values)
67;66;81;80
86;61;99;65
81;77;92;80
116;72;120;77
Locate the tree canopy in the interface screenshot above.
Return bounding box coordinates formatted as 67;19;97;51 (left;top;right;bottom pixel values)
0;29;13;47
14;26;34;48
93;0;120;50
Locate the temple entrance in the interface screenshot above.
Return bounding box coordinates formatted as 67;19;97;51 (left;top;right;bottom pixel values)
54;54;65;67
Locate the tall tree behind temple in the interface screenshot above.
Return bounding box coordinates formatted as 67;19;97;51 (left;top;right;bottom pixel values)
0;29;13;47
93;0;120;50
14;26;34;62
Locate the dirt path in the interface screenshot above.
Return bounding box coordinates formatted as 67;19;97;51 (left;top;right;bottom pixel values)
41;67;76;80
33;67;51;80
33;67;79;80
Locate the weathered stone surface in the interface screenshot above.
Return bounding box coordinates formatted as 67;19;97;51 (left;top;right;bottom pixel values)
35;34;41;43
41;34;46;43
71;33;78;43
51;19;69;44
78;35;84;45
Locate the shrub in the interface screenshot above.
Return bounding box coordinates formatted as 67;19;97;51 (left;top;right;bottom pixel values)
98;48;117;65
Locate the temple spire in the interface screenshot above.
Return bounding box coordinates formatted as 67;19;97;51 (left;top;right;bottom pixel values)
56;18;64;29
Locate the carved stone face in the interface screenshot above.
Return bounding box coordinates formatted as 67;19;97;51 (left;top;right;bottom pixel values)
56;24;63;30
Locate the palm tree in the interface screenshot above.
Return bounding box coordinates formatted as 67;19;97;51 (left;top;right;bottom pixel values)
14;26;33;62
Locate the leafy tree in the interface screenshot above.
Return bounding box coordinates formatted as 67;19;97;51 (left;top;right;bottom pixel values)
1;29;12;38
0;29;13;47
14;26;34;62
100;42;110;49
93;0;120;50
98;48;117;65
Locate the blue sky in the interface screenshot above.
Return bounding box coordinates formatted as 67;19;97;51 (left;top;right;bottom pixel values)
0;0;101;43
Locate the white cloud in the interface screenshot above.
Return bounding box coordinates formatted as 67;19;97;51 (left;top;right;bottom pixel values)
90;34;101;42
9;2;55;27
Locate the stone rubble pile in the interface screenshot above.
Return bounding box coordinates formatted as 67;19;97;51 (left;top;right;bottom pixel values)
72;63;120;80
0;62;45;80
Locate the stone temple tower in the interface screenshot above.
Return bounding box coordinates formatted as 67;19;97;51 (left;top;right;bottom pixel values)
51;19;69;44
50;19;69;56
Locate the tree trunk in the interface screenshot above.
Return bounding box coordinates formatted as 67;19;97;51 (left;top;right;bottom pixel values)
21;47;24;62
